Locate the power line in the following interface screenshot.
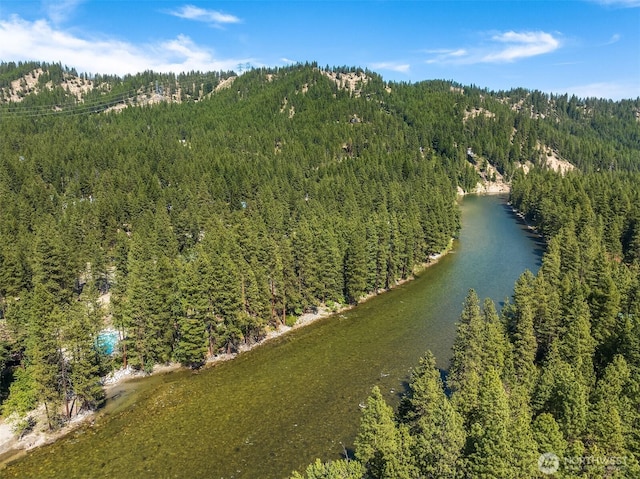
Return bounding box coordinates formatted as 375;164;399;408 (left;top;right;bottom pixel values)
0;82;161;118
0;71;237;118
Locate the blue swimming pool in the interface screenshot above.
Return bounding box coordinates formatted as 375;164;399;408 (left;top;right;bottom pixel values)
97;330;119;355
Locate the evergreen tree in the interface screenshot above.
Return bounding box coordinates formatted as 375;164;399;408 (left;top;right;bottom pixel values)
354;386;416;479
532;413;567;461
449;290;484;421
0;240;30;298
481;298;512;379
507;387;539;478
65;282;106;415
175;258;208;367
146;254;177;364
293;218;319;308
532;269;561;359
31;218;75;303
533;344;589;444
343;223;368;305
122;230;155;370
2;367;38;436
403;352;465;478
289;458;365;479
314;223;343;303
25;284;64;429
462;368;513;479
511;300;538;394
448;289;484;391
558;286;596;387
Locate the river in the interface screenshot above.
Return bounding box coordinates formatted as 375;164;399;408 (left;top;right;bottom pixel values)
2;194;543;479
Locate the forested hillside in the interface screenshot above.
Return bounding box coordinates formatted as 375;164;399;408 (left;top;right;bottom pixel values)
1;61;639;463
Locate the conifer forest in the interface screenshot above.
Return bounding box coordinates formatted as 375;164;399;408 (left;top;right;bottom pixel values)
1;61;640;477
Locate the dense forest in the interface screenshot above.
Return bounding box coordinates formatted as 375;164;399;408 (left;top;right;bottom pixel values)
1;61;640;477
294;169;640;477
291;142;640;475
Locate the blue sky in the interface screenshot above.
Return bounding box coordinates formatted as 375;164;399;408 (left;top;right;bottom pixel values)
0;1;639;99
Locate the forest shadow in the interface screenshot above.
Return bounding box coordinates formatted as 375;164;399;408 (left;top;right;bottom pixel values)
501;202;546;266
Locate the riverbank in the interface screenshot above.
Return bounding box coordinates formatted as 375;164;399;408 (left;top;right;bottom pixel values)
507;202;546;242
0;241;454;466
457;183;510;196
192;238;453;367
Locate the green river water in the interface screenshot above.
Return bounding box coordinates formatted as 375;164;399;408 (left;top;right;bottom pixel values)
2;194;543;479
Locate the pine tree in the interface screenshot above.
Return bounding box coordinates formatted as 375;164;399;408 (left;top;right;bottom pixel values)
449;290;484;421
2;366;38;436
146;254;177;364
507;387;539;478
31;217;75;303
374;209;393;290
511;300;538;394
123;231;155;370
532;413;566;460
239;259;269;342
25;284;64;429
293;218;319;308
207;250;243;353
588;256;622;365
0;239;30;298
532;269;561;359
175;258;208;367
289;458;365;479
403;352;465;478
120;225;176;369
66;282;106;415
481;298;512;378
365;218;381;293
153;204;179;259
280;235;303;319
558;286;596;387
265;235;287;324
343;223;368;305
533;344;589;443
462;368;513;479
314;223;343;303
449;290;484;389
354;386;416;478
588;355;635;473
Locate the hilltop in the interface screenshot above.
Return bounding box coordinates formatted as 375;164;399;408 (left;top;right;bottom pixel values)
2;61;639;183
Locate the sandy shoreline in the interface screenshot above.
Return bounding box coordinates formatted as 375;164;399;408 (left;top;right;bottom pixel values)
0;242;453;466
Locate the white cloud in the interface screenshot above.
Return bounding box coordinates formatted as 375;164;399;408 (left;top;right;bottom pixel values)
604;33;621;45
426;30;560;65
280;57;297;64
168;5;241;26
481;31;560;62
425;49;468;63
0;15;250;75
589;0;640;7
448;49;468;57
370;62;410;73
564;81;640;100
44;0;84;24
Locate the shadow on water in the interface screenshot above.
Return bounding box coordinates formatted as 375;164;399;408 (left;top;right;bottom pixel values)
501;203;545;267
